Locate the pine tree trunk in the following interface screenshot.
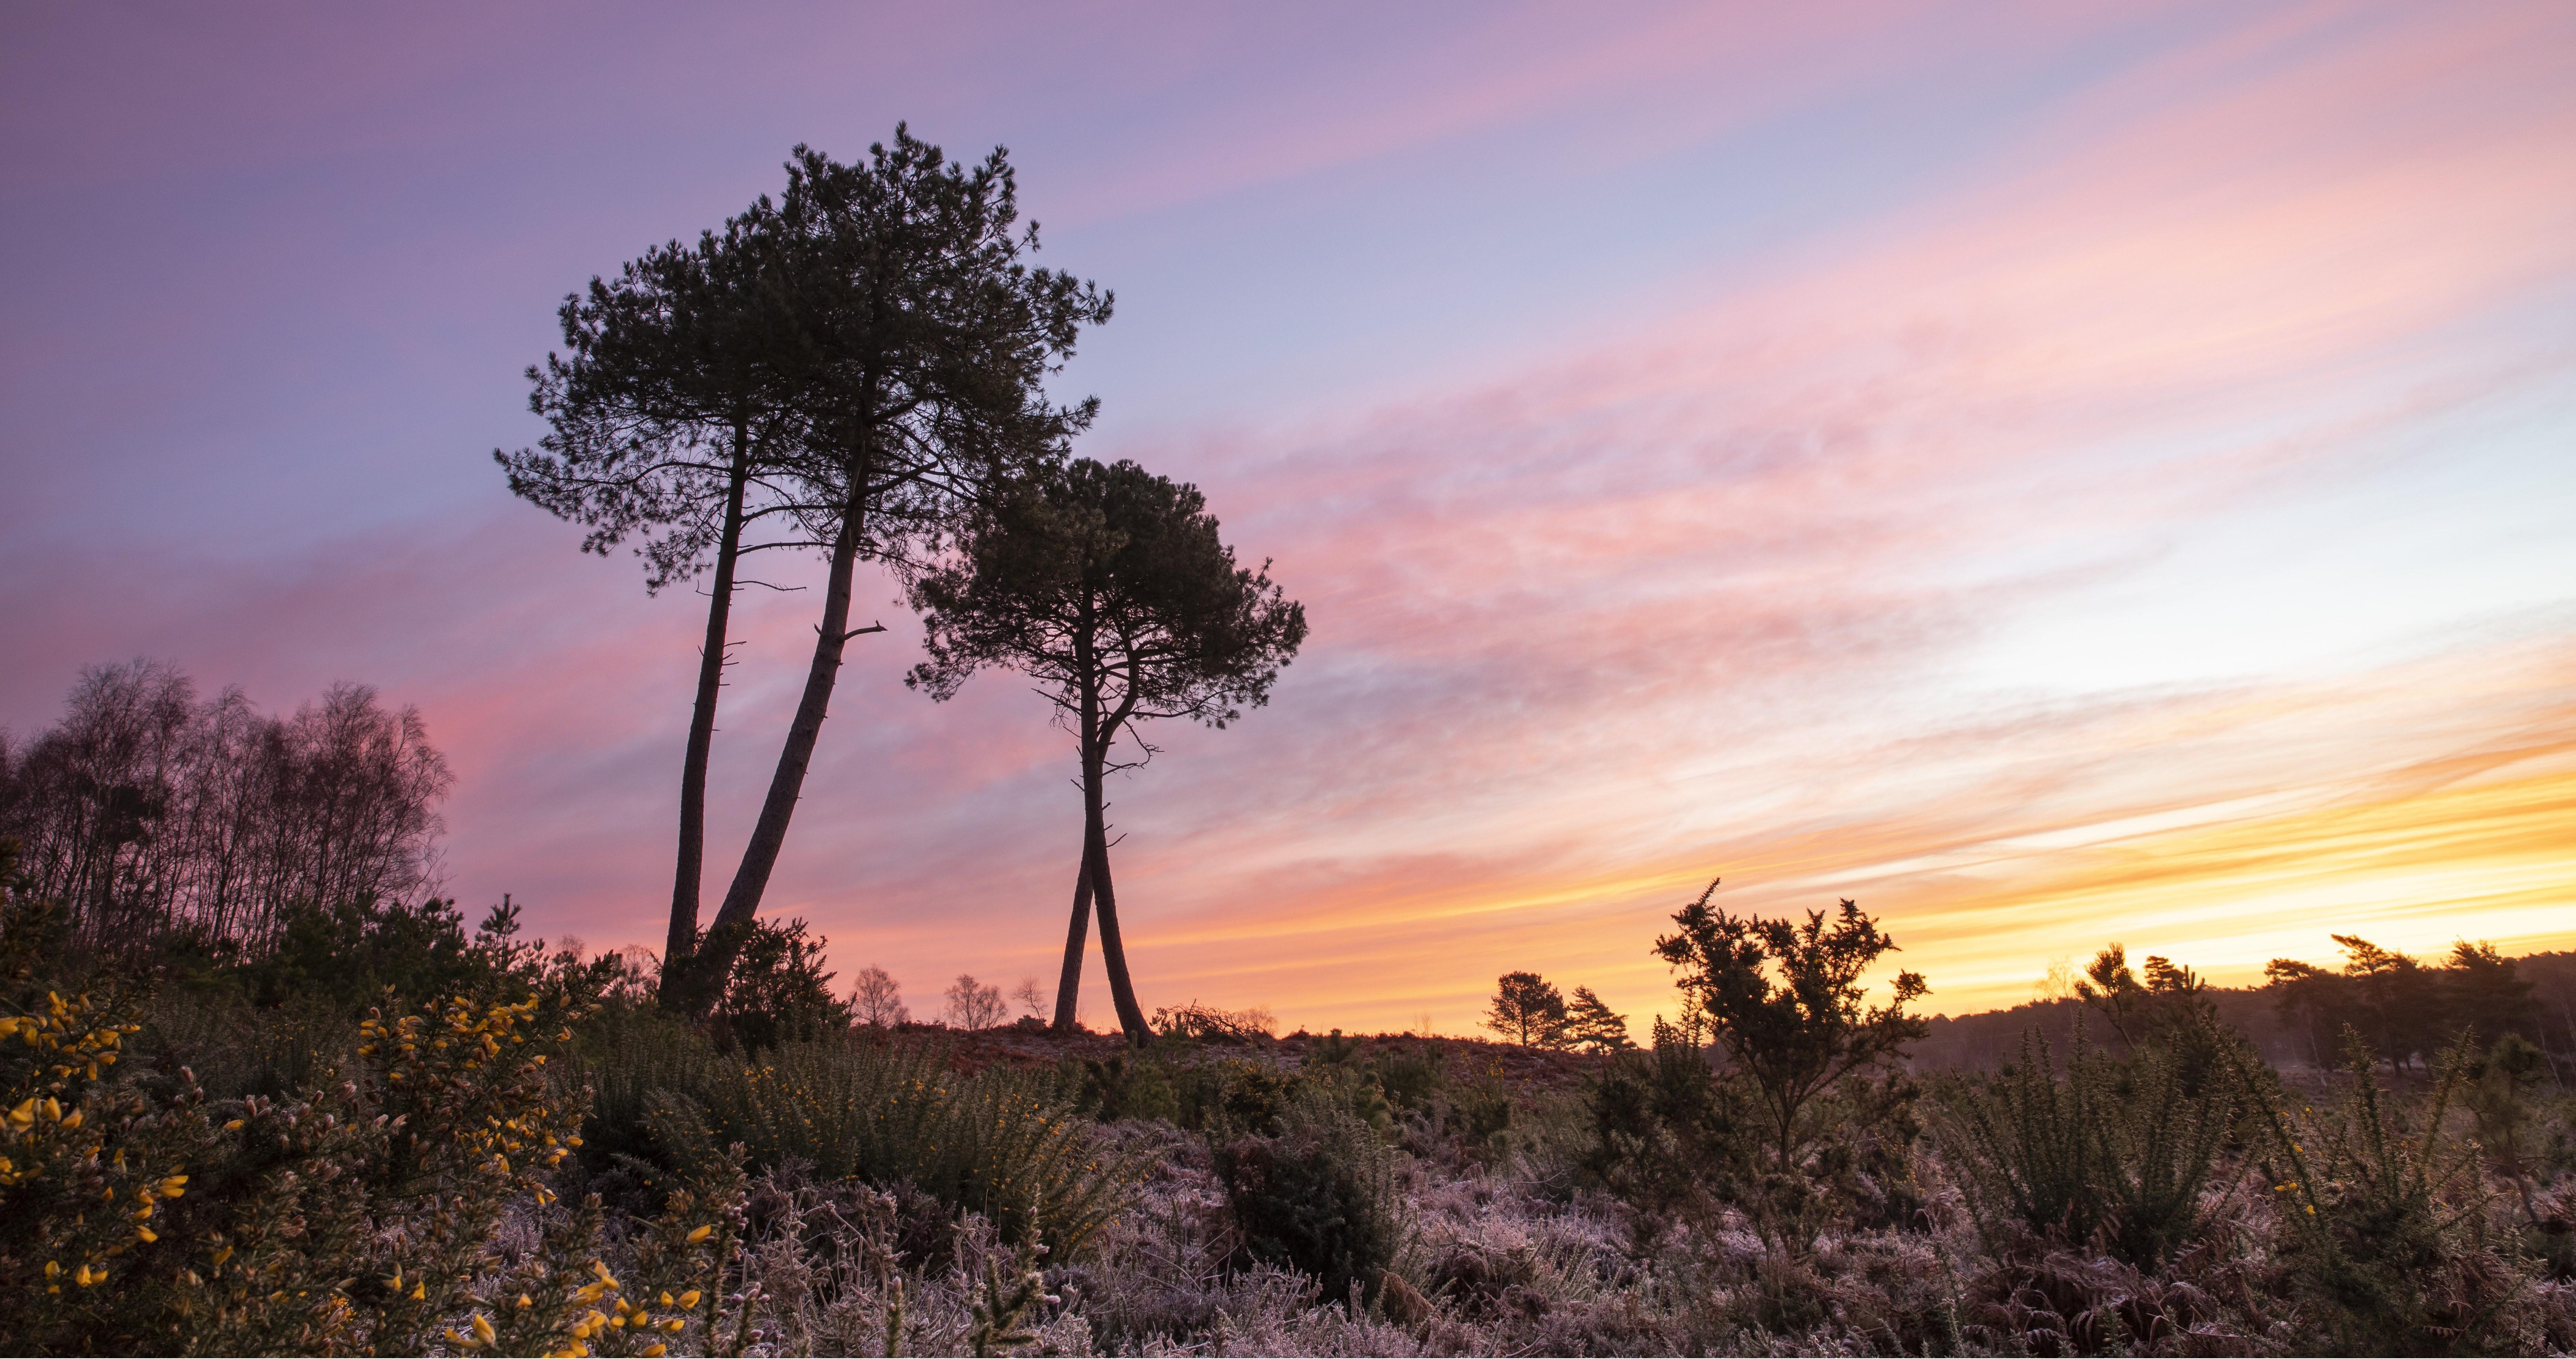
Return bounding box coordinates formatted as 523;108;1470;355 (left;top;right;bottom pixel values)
663;427;751;992
1084;738;1151;1044
692;455;870;1009
1050;856;1092;1033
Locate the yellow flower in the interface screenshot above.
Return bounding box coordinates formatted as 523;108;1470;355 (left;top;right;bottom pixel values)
678;1290;701;1309
224;1119;245;1131
158;1174;188;1197
472;1313;497;1344
686;1225;714;1244
138;1226;158;1242
642;1345;667;1357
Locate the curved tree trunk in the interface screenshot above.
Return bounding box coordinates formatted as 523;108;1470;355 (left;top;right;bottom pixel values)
663;427;752;992
1084;739;1151;1044
690;454;872;1012
1050;856;1092;1032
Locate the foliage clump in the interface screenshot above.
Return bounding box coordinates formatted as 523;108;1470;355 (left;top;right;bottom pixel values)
0;838;741;1357
1937;1016;2251;1267
632;1034;1140;1257
1211;1089;1405;1311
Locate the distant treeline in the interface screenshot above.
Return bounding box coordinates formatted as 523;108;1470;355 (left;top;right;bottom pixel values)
1913;941;2576;1078
0;659;450;952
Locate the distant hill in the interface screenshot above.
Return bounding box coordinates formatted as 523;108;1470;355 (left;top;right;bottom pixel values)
1907;949;2576;1073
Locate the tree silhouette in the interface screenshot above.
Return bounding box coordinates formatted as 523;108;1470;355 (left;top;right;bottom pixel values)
0;661;450;951
1485;971;1568;1048
944;973;1006;1030
685;128;1111;1008
498;210;809;988
849;964;908;1027
908;458;1305;1043
1653;879;1927;1171
1563;986;1636;1053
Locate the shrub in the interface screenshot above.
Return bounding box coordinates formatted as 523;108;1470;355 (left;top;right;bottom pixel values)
1367;1040;1445;1115
1067;1052;1180;1124
709;916;851;1053
1583;1029;1754;1240
1212;1090;1405;1307
649;1035;1139;1257
1937;1016;2250;1267
2254;1028;2538;1354
1652;884;1927;1175
1150;1001;1275;1043
0;849;687;1354
1652;883;1928;1248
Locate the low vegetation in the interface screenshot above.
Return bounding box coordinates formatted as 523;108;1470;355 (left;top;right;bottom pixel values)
7;823;2573;1357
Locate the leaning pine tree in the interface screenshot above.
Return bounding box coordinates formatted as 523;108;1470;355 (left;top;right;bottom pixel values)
498;210;810;985
907;458;1306;1043
685;129;1112;1009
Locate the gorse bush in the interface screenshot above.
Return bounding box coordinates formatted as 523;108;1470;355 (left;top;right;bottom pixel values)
1937;1016;2251;1267
0;840;752;1357
1583;1027;1756;1242
703;916;850;1054
1065;1051;1181;1124
643;1034;1140;1257
1212;1087;1406;1309
2255;1028;2537;1355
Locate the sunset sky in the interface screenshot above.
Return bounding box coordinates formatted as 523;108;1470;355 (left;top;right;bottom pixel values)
4;2;2571;1033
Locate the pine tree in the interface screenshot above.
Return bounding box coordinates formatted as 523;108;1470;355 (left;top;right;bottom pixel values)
1564;986;1636;1052
907;458;1303;1042
1484;971;1568;1048
686;129;1113;1009
499;211;806;986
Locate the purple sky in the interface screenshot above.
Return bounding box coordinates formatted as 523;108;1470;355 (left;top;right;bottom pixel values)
6;2;2573;1031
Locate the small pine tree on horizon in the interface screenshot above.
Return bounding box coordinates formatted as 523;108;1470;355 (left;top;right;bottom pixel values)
1565;985;1636;1053
1485;971;1569;1048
